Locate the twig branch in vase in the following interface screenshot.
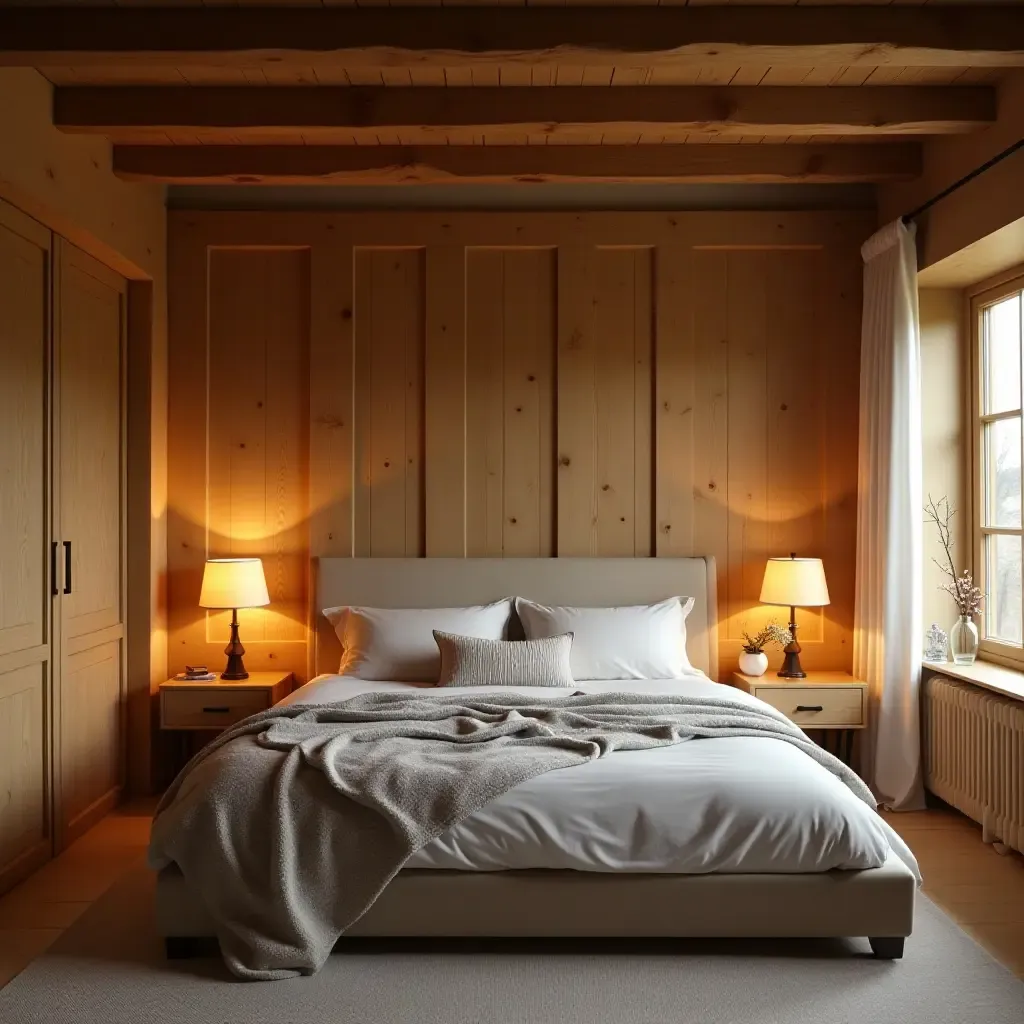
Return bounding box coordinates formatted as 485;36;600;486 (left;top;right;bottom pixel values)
740;622;792;655
924;495;984;616
925;495;984;665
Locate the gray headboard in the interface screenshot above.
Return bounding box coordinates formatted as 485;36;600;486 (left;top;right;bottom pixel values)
314;557;718;680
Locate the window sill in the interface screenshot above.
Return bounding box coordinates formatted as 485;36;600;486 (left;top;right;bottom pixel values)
923;659;1024;702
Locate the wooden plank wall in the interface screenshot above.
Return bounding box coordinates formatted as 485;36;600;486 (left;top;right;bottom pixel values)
168;210;868;682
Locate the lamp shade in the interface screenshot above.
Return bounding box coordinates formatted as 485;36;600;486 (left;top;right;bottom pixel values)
759;556;830;608
199;558;270;610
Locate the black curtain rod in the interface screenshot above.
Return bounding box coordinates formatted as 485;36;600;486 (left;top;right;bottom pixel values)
902;137;1024;224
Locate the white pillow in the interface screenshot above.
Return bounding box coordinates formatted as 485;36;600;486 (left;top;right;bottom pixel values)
514;596;695;680
434;630;575;688
323;600;513;682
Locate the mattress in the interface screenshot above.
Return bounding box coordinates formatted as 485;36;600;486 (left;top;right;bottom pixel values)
284;674;921;879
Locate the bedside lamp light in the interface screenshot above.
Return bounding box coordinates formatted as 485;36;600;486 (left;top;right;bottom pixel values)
199;558;270;681
759;554;830;679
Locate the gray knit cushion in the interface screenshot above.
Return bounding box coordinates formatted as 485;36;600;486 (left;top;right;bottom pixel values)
433;630;575;688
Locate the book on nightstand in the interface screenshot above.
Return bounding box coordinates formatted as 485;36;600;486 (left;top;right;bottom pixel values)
174;665;216;681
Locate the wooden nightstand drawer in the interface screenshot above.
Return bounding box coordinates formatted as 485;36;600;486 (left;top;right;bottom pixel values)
731;671;866;767
159;671;292;732
160;688;272;730
750;684;865;728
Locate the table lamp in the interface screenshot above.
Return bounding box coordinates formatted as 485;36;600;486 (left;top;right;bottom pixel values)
199;558;270;680
759;554;830;679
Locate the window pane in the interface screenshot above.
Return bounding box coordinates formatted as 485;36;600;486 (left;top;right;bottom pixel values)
984;417;1022;528
986;533;1022;646
983;293;1022;415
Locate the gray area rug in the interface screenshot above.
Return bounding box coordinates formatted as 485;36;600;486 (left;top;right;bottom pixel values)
1;864;1021;1024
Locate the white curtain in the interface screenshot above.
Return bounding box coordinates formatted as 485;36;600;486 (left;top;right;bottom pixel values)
854;219;925;811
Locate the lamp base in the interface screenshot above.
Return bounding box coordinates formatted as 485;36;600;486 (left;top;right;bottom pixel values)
776;612;806;679
220;610;249;681
220;662;249;682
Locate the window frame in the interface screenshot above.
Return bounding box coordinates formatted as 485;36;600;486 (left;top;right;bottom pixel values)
970;269;1024;669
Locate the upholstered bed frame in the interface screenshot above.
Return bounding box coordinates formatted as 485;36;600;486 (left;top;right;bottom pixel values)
156;557;916;961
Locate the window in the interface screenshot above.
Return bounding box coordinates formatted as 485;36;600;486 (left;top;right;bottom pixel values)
974;277;1024;662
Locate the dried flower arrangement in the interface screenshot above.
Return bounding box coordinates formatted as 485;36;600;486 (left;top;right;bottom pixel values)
924;495;984;617
741;622;793;655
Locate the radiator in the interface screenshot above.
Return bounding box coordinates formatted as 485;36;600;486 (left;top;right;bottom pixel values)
923;675;1024;855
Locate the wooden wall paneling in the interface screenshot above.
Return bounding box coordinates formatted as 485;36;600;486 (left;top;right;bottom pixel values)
307;234;352;681
464;248;505;557
55;240;126;848
166;226;208;679
0;202;52;892
262;252;310;652
655;244;696;557
724;252;770;653
463;247;557;557
557;245;654;556
819;243;863;672
557;245;597;556
352;252;372;557
690;251;731;629
629;249;654;558
309;236;355;562
500;249;556;558
593;245;650;557
167;210;871;685
425;245;467;557
765;250;829;667
207;249;270;640
206;248;310;679
353;247;425;557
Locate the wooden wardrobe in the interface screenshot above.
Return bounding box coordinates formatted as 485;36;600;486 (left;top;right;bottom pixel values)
0;199;127;894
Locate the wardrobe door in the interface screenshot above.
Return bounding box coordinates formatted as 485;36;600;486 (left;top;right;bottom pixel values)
55;242;127;848
0;203;53;893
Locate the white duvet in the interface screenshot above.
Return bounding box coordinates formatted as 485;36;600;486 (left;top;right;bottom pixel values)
284;674;920;880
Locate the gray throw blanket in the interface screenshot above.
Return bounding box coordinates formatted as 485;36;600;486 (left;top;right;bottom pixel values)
149;691;875;981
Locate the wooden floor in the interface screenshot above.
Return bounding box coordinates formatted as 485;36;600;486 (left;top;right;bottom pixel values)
0;801;1022;988
880;806;1024;977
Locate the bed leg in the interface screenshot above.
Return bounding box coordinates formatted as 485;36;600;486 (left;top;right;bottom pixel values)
165;936;202;960
869;937;905;960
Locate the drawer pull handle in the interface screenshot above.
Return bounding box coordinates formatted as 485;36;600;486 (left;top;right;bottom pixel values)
796;704;824;713
202;706;231;714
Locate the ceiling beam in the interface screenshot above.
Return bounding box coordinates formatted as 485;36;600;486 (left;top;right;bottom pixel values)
112;143;922;186
55;86;996;140
4;7;1024;68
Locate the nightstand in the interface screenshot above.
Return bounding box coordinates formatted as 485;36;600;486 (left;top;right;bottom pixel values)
731;671;867;766
160;671;293;732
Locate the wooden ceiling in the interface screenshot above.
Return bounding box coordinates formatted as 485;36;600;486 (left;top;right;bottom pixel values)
4;3;1023;186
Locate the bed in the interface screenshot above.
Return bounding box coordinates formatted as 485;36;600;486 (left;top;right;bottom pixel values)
154;557;918;965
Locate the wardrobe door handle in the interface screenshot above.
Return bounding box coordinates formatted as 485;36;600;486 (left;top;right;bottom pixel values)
63;541;72;595
51;542;59;596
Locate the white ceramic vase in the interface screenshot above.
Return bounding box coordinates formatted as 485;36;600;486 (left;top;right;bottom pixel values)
738;651;769;677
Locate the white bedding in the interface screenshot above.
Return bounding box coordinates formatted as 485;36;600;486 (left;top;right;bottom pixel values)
283;674;920;880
